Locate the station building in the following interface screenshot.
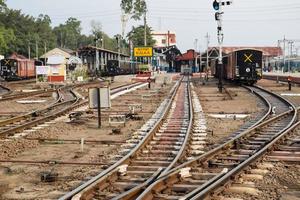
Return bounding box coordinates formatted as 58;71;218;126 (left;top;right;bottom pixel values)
152;31;177;48
151;31;181;72
175;49;201;73
40;48;78;82
77;46;129;76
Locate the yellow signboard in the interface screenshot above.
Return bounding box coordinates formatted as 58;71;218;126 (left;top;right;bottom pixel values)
134;47;153;57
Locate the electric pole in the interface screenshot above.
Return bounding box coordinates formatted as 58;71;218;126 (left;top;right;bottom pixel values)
288;41;293;73
44;42;47;57
35;39;38;60
194;39;198;73
95;37;100;76
205;32;210;80
28;41;31;59
144;13;147;46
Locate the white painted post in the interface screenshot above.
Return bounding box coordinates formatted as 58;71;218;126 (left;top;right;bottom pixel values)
80;138;84;152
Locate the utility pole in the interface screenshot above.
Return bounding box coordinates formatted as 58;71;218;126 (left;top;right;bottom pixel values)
205;32;210;80
288;41;293;73
35;39;38;60
95;37;100;76
44;42;47;57
121;13;128;61
60;31;63;48
28;41;31;59
100;36;104;71
283;36;286;72
194;39;198;74
116;35;121;69
213;0;232;93
144;14;147;46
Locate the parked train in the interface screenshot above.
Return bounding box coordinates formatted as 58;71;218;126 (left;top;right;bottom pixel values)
211;49;263;85
0;58;35;81
104;60;143;76
0;53;43;81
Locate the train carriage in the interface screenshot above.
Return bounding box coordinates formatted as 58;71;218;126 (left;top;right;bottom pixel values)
106;60;140;76
212;49;263;85
0;53;35;81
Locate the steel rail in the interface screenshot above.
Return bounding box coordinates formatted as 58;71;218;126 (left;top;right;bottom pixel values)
58;77;185;200
0;82;142;136
107;78;194;200
0;89;79;137
0;84;12;96
208;85;273;150
253;84;295;113
190;110;300;200
0;89;62;127
136;85;297;200
0;89;56;102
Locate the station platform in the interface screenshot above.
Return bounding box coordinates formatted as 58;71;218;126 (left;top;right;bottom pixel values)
263;72;300;84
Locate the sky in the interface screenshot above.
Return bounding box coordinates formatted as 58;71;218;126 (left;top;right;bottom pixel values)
6;0;300;52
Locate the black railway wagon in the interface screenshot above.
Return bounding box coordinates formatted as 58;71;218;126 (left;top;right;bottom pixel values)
212;49;263;85
106;60;138;76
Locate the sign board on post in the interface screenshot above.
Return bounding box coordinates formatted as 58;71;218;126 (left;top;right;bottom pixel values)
89;87;111;109
133;47;153;57
36;66;50;75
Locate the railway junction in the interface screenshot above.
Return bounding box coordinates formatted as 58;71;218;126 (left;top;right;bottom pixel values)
1;0;300;199
0;73;299;200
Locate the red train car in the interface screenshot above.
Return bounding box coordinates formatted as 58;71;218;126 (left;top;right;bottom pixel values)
0;53;35;81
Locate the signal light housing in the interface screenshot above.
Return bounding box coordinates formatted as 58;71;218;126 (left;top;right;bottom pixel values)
213;0;220;10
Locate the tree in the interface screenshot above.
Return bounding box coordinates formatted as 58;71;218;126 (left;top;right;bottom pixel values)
35;14;56;56
90;20;103;47
53;17;82;50
0;0;6;11
0;27;15;54
121;0;149;46
121;0;147;20
127;25;155;47
0;8;57;57
91;20;102;37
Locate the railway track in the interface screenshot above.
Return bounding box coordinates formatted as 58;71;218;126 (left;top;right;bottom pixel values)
0;89;55;102
57;82;296;200
213;109;300;199
209;84;293;151
267;109;300;163
0;82;144;138
0;87;77;137
58;76;192;200
0;84;11;96
135;85;296;200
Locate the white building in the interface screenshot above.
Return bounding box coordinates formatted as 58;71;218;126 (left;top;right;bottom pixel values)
152;31;177;48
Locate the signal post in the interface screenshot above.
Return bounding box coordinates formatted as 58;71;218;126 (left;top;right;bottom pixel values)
213;0;232;93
